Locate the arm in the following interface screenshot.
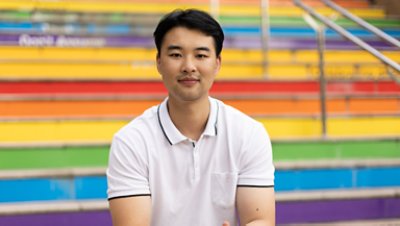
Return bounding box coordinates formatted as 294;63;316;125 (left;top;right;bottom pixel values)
109;196;152;226
235;122;275;226
107;135;152;226
236;187;275;226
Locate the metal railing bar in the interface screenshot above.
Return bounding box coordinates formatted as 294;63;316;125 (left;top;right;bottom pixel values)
293;0;400;83
322;0;400;49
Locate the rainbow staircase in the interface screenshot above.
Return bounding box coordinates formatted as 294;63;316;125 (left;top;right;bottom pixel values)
0;0;399;225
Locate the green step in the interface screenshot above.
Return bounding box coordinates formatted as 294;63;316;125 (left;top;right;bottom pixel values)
1;10;399;28
273;139;400;161
1;11;31;20
0;139;399;170
0;146;109;170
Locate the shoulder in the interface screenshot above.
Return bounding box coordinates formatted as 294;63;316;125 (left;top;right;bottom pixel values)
214;98;269;147
114;105;159;144
216;98;263;130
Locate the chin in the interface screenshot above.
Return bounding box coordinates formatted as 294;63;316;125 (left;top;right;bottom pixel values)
180;96;203;102
174;94;206;102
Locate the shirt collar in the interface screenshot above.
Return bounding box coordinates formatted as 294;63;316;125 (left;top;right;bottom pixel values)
157;97;219;146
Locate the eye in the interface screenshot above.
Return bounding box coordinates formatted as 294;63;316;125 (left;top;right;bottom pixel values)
169;53;181;58
196;54;208;59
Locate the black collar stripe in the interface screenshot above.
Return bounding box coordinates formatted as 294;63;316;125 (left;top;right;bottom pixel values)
157;99;219;145
157;104;172;145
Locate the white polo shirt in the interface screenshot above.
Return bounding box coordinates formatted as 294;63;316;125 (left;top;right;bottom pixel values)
107;97;274;226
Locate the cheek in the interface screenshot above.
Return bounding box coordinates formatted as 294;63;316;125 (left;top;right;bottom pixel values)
206;59;220;75
158;63;177;84
159;60;179;74
157;61;169;76
213;66;219;75
209;63;220;77
156;58;163;75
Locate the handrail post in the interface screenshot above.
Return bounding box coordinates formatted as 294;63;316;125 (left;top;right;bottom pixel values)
304;14;327;139
260;0;269;78
317;24;327;139
210;0;220;20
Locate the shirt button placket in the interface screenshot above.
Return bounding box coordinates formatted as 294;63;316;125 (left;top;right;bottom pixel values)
192;142;200;180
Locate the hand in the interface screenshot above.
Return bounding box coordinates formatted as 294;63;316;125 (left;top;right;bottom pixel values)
222;221;230;226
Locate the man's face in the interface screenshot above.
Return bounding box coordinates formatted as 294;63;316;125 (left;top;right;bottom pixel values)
156;26;221;103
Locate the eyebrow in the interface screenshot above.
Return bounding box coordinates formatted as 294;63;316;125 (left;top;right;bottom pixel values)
167;45;211;52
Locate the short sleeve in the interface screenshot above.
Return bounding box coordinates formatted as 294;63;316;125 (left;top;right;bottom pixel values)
107;135;151;200
237;122;275;187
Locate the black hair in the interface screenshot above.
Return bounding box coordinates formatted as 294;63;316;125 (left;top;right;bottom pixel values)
153;9;224;57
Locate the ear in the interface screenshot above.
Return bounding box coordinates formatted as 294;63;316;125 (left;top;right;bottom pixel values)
215;55;222;74
156;53;162;74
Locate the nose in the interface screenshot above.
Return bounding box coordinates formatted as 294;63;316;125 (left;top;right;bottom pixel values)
181;56;196;74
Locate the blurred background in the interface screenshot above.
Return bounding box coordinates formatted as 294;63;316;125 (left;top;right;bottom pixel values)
0;0;399;225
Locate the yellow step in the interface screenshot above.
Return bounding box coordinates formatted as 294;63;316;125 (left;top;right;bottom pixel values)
0;47;156;61
0;63;265;79
258;117;400;139
2;47;398;80
0;62;394;80
2;47;398;64
0;1;385;18
0;117;398;144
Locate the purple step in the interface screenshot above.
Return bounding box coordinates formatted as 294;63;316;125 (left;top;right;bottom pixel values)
228;36;398;50
1;197;399;225
277;197;400;224
0;33;397;50
0;211;112;226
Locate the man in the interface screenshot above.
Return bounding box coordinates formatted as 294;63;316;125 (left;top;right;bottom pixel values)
107;9;275;226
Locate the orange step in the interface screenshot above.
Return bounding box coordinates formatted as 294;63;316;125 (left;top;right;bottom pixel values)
1;97;398;118
56;0;370;8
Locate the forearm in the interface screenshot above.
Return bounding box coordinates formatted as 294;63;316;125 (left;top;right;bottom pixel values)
109;196;151;226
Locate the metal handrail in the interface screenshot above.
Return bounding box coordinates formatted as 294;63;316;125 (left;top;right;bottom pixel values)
293;0;400;83
303;13;327;138
260;0;270;78
322;0;400;49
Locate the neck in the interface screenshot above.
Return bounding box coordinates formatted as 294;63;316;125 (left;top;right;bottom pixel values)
167;96;210;141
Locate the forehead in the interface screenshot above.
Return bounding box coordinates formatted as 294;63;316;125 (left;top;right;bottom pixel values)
161;26;215;52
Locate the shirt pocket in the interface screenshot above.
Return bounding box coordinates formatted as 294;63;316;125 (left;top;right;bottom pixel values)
211;172;238;208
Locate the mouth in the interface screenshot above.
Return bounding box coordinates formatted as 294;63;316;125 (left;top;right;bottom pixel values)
178;77;200;86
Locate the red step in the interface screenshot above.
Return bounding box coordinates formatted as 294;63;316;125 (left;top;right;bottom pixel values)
0;81;399;97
